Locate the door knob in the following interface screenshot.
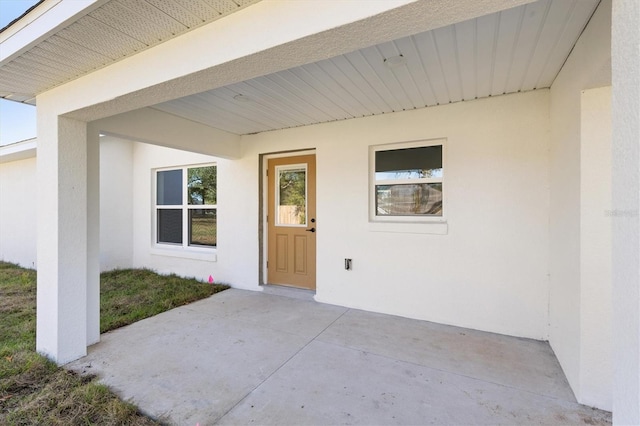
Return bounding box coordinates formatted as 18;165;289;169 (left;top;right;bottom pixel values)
306;227;316;232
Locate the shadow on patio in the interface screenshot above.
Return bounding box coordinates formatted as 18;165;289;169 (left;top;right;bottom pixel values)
67;289;611;425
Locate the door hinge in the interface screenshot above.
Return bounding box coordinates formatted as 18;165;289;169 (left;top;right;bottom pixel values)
266;215;268;223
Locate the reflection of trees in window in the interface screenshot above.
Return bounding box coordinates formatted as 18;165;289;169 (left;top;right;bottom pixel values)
390;168;442;180
421;168;441;179
188;166;217;206
279;170;306;222
376;183;442;216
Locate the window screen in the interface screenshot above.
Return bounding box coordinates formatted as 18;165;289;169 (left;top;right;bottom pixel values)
157;209;183;244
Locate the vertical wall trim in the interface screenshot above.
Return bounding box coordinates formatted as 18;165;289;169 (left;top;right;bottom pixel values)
612;0;640;423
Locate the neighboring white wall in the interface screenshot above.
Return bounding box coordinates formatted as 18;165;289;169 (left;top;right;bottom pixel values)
0;136;135;272
579;86;612;410
225;89;551;339
548;0;612;410
99;136;134;271
0;156;37;268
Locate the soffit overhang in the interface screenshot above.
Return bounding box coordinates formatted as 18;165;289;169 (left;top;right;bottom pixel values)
0;0;261;104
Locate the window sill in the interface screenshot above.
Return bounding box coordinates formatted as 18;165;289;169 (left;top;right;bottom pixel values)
150;246;218;262
368;221;448;235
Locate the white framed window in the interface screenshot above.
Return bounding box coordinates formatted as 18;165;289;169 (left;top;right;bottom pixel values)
369;139;446;223
154;164;217;250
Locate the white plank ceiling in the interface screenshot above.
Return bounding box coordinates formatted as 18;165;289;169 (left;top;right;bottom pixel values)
152;0;600;135
0;0;260;103
0;0;600;136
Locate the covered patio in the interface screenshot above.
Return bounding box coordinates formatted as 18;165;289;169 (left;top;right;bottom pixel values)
68;288;610;425
2;0;640;422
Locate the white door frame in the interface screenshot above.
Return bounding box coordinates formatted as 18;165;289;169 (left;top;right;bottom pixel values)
261;149;316;286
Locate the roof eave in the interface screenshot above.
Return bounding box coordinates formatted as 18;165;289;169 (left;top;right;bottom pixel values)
0;138;37;163
0;0;108;104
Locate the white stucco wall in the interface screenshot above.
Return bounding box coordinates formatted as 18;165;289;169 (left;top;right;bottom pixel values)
220;89;551;339
612;0;640;422
0;156;37;268
548;0;612;409
99;136;134;271
580;86;613;411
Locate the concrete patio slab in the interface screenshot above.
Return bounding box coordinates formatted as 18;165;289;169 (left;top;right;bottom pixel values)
219;340;608;426
316;309;574;401
67;288;611;425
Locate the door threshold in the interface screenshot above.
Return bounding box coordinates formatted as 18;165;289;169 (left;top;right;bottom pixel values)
262;284;316;301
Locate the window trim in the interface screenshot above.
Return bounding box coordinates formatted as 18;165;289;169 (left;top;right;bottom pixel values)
152;163;217;257
369;138;447;224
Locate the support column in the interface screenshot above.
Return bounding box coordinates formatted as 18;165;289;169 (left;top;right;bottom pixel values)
36;113;91;364
87;125;100;346
612;0;640;423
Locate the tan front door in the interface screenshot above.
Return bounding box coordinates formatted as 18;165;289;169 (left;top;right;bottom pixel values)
267;154;316;290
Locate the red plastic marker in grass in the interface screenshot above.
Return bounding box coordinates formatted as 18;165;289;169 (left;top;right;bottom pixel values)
208;275;214;284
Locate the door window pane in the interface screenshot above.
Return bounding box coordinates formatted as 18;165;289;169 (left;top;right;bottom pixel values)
277;168;306;225
188;166;217;205
376;183;443;216
189;209;217;247
157;209;183;243
157;169;182;205
375;145;442;180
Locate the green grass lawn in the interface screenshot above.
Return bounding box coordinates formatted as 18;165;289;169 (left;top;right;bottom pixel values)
0;262;228;425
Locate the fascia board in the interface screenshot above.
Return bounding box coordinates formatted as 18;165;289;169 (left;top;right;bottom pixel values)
0;139;37;163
